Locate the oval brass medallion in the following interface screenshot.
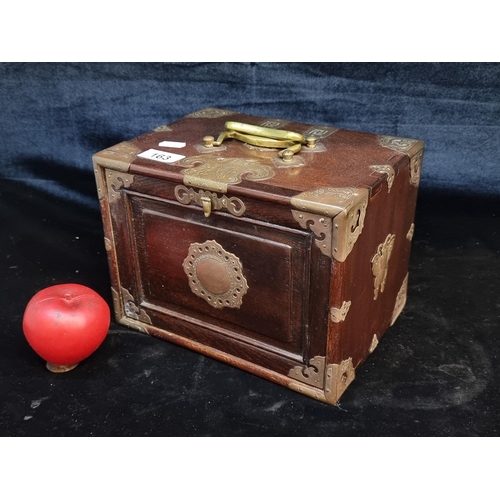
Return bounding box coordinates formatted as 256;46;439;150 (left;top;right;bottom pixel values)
196;258;231;295
183;240;248;309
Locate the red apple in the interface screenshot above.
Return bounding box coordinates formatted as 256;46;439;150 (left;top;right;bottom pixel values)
23;283;110;372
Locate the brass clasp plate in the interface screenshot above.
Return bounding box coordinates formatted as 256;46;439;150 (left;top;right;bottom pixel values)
179;156;274;193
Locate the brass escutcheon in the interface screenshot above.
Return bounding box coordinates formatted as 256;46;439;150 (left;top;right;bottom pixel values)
183;240;248;309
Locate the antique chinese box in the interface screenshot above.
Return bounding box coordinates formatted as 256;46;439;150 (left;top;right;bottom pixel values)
92;107;424;404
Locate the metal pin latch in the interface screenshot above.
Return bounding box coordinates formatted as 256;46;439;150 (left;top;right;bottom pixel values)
200;196;212;217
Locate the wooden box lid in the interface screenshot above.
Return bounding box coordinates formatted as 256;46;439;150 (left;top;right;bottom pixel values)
94;107;424;211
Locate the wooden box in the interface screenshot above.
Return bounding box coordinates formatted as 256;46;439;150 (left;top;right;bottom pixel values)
92;107;424;404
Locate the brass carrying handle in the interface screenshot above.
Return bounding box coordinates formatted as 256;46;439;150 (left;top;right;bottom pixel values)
203;121;317;161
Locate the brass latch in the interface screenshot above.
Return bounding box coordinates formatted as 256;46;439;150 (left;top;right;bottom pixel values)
203;121;317;161
175;185;247;218
200;195;212;217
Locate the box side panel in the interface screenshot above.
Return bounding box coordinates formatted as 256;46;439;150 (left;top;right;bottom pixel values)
329;150;422;371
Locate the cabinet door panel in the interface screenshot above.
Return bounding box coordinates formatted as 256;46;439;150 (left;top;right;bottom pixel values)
128;194;312;358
